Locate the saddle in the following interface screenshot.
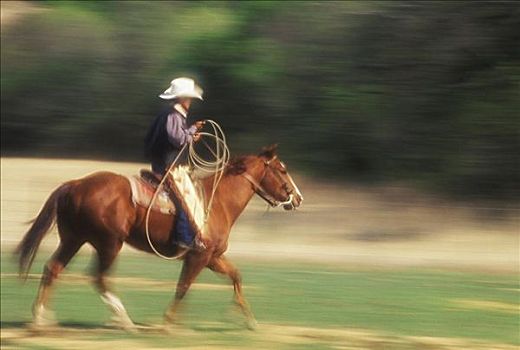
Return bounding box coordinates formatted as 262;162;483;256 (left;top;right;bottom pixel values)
126;170;175;215
127;167;207;238
140;169;162;186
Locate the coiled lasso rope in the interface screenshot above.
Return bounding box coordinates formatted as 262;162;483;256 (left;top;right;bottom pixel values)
144;119;230;260
188;119;230;218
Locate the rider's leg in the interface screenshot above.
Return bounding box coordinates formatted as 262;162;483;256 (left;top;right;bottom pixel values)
175;207;195;248
167;165;205;251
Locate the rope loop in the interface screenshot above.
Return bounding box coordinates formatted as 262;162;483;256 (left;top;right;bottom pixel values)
188;119;230;219
144;119;229;260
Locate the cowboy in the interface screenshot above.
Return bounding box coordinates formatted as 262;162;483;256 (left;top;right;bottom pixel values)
144;77;206;251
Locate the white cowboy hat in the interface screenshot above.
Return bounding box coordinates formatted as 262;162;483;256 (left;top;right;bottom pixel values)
159;77;203;100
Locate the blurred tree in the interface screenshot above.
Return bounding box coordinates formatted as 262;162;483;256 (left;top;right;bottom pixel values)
1;1;518;199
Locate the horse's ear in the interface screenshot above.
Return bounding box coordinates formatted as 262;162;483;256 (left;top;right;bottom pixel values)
259;144;278;160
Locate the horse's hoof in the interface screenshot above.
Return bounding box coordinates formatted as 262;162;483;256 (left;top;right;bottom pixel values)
30;318;58;330
106;315;138;333
245;317;258;331
162;322;181;335
32;308;58;329
108;324;138;333
164;310;180;325
162;325;173;335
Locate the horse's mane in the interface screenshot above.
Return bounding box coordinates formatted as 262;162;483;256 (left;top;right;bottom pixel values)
224;144;278;176
225;156;249;175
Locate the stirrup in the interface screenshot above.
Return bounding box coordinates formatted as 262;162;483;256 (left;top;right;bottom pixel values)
176;239;206;252
193;239;207;251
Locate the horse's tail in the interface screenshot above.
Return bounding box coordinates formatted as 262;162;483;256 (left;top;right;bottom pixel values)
15;182;71;279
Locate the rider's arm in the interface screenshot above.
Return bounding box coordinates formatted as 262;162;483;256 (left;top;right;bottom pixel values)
166;113;197;148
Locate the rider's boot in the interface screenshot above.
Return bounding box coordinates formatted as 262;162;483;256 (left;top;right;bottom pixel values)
175;207;206;252
191;237;207;251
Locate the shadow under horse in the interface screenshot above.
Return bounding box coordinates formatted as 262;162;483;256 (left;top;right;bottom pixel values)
15;145;303;330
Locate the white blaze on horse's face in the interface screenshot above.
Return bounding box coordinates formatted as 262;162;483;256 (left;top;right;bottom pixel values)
278;161;303;210
263;158;303;210
282;162;304;209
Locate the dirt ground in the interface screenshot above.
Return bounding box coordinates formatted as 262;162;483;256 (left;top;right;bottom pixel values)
1;157;518;271
1;323;518;350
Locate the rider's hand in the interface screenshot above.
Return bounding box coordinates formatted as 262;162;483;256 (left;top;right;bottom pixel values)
194;120;205;130
192;133;201;142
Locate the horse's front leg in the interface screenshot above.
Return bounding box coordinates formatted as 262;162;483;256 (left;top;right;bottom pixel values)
164;251;211;324
207;255;257;329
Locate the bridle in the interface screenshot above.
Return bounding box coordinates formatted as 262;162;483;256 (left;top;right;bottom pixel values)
241;156;295;208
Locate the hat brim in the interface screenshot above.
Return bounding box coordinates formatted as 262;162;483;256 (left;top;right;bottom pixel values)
159;92;203;101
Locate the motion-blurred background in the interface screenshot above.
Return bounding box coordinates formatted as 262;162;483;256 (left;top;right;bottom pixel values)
1;1;519;349
2;0;518;199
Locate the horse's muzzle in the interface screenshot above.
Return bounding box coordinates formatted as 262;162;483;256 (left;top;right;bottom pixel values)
283;193;303;210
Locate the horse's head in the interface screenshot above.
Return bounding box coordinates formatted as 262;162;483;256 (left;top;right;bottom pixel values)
252;144;304;210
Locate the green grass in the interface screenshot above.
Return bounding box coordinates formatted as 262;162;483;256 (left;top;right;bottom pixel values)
1;251;518;349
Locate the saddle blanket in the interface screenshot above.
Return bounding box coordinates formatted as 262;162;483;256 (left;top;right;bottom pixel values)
126;176;175;215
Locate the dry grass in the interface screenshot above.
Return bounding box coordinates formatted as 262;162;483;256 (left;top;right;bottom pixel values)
1;157;519;272
451;299;519;314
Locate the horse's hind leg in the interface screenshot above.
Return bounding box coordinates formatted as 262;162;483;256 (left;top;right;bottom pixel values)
33;239;84;327
92;239;135;330
207;255;257;329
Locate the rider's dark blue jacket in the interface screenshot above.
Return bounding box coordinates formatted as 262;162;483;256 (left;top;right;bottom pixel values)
145;105;197;174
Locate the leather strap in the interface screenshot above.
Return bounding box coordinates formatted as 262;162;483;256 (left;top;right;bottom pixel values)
241;171;278;207
241;155;294;208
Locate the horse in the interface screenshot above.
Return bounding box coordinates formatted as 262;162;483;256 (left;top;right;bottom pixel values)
15;144;303;330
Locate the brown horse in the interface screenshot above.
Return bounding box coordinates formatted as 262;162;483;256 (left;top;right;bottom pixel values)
16;145;303;330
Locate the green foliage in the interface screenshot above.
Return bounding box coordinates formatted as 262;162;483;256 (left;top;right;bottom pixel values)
1;1;518;199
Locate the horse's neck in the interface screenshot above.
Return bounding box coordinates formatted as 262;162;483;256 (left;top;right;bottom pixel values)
202;166;258;228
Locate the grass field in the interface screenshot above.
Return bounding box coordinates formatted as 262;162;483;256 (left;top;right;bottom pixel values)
1;252;518;350
1;158;519;349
